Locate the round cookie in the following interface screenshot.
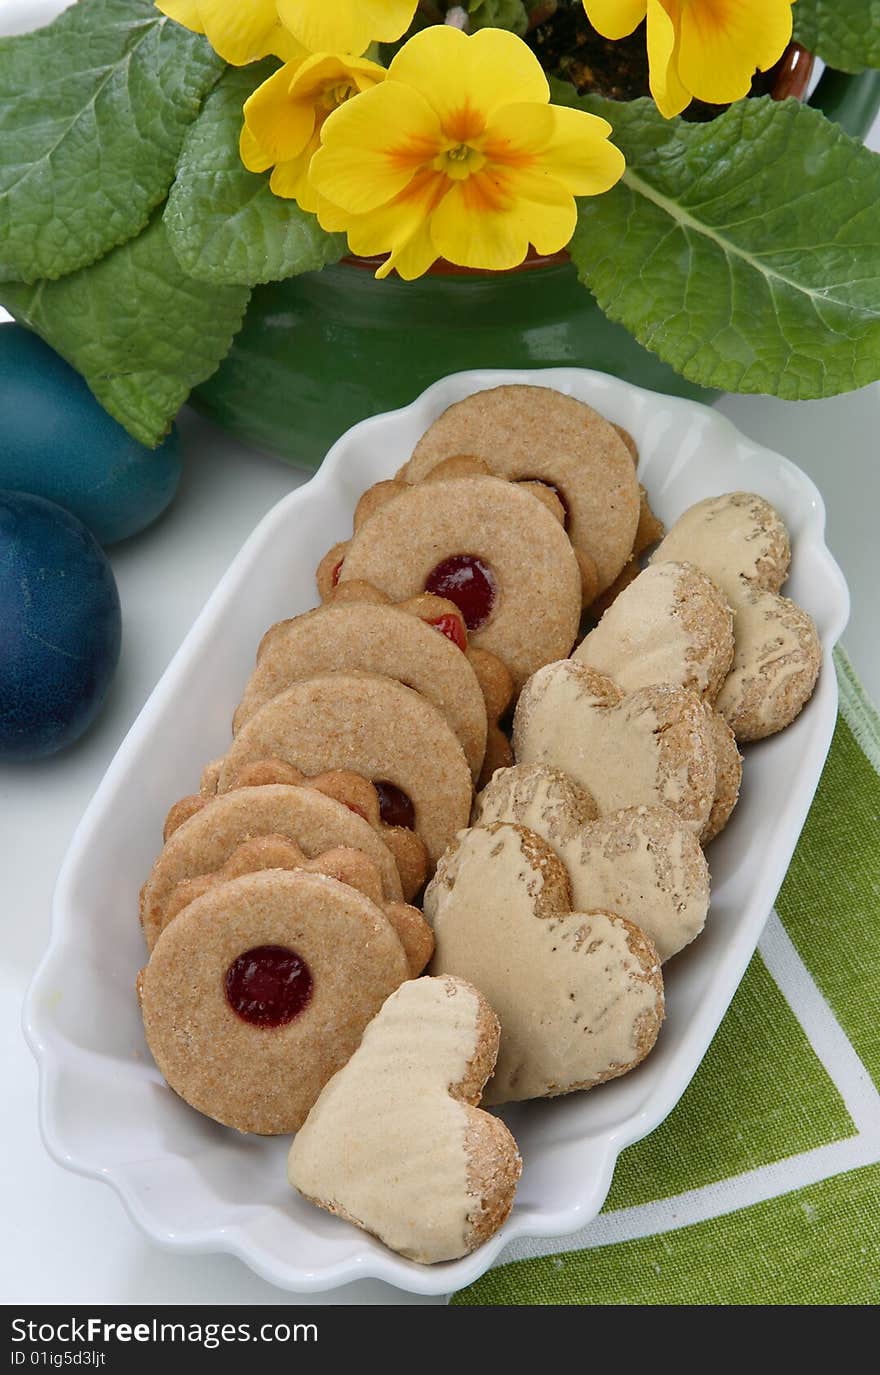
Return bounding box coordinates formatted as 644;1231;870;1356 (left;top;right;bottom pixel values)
140;869;412;1135
475;764;710;962
574;561;735;703
288;975;521;1264
140;783;404;951
403;385;640;595
336;476;582;691
702;708;742;844
425;823;664;1104
218;673;473;866
513;660;716;837
235;600;488;780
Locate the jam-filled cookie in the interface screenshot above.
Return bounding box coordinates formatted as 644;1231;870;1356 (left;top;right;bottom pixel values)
140;869;414;1135
141;782;404;951
217;672;473;867
289;975;521;1264
333;476;582;692
236;599;489;781
402;385;640;597
425;824;664;1104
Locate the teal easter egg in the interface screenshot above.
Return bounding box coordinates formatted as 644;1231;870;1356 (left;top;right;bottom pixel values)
0;324;181;545
0;491;122;760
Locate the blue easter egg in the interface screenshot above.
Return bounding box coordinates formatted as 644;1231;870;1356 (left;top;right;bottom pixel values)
0;491;122;760
0;324;181;545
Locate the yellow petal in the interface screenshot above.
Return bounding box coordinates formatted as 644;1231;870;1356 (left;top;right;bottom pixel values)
269;140;318;209
311;83;443;215
582;0;648;40
389;26;549;134
484;102;625;197
197;0;285;65
243;64;317;166
429;166;575;272
240;122;274;174
276;0;417;55
677;0;794;106
156;0;204;32
336;170;446;279
287;52;386;103
647;0;691;118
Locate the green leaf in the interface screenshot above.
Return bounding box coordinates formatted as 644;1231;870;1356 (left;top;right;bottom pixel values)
467;0;529;36
794;0;880;75
562;92;880;400
0;0;224;284
164;62;345;286
1;214;250;446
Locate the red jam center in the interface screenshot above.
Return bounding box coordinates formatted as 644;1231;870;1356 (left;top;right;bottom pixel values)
424;556;497;631
375;781;415;830
331;558;344;588
427;612;467;652
225;944;313;1027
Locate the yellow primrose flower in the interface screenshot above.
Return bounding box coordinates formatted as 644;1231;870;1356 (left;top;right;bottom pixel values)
241;54;386;212
583;0;795;118
156;0;305;66
309;26;625;280
275;0;419;56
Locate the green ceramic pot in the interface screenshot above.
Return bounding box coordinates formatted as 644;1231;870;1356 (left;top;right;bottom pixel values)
193;66;880;471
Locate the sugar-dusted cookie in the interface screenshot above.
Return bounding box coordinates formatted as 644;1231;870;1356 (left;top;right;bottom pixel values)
402;385;640;597
513;661;716;836
333;476;582;692
217;673;473;867
474;764;709;962
651;493;820;740
140;870;413;1135
141;783;404;951
288;975;521;1264
425;824;664;1103
160;837;433;976
234;600;489;780
702;707;742;845
574;562;735;704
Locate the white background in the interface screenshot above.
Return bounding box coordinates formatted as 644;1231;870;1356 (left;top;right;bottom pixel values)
1;0;878;1306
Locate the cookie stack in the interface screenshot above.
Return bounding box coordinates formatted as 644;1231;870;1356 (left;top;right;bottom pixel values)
136;384;822;1266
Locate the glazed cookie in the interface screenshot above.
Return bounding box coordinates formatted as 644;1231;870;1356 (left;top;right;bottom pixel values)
402;385;640;596
513;661;716;836
160;837;433;976
216;673;473;867
140;869;413;1135
333;476;582;691
425;824;664;1104
702;707;742;844
574;562;735;704
140;783;404;951
474;764;710;962
288;975;521;1264
651;494;821;740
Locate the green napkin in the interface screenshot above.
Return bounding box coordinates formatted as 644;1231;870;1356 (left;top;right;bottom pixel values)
453;649;880;1306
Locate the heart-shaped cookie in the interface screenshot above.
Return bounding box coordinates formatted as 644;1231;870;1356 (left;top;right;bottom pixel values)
140;783;404;951
474;764;710;962
288;975;521;1263
651;493;820;740
513;661;716;836
140;869;414;1135
425;824;664;1104
217;672;474;867
574;561;735;703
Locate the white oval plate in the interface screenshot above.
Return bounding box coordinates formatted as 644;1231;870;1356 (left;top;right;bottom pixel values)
23;369;848;1296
